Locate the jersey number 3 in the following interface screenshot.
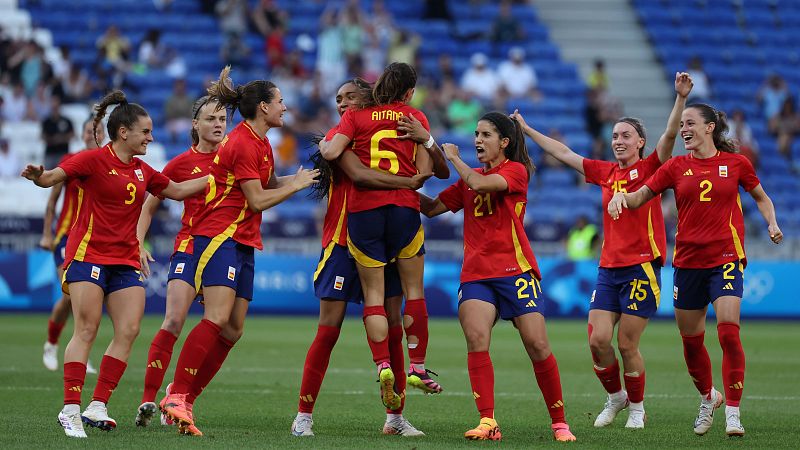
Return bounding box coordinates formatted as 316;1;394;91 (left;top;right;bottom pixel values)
125;182;136;205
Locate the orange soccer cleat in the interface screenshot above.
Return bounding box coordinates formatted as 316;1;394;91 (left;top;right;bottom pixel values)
464;418;502;441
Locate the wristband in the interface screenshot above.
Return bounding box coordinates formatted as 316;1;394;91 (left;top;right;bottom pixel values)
423;135;435;149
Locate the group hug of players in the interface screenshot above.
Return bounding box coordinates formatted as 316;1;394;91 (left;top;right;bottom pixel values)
23;62;782;441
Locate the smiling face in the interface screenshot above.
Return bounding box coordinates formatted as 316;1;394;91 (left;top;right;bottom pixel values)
610;121;644;165
263;88;287;128
194;100;227;146
474;120;508;167
680;107;714;153
119;115;153;156
82;120;104;149
335;82;360;117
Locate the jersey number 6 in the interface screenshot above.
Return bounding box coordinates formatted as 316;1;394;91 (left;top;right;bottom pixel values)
370;130;400;174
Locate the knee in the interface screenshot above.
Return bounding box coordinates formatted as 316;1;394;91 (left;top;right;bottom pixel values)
616;338;639;360
524;338;551;360
74;322;99;343
161;316;185;336
117;322;141;344
463;329;490;352
221;324;244;343
588;334;612;355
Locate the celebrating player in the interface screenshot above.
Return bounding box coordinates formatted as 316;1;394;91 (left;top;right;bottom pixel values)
319;62;437;410
514;72;693;428
608;103;782;437
21;90;210;439
134;96;227;428
40;118;101;375
420;112;576;442
160;67;319;436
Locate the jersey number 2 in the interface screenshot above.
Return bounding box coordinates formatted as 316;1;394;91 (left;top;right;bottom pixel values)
699;180;712;202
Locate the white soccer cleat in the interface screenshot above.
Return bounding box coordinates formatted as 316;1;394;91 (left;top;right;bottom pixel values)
291;414;314;436
725;409;745;437
135;402;158;427
81;401;117;431
594;392;629;427
383;416;425;437
58;407;87;438
86;359;98;375
625;407;646;429
693;388;723;435
43;342;58;371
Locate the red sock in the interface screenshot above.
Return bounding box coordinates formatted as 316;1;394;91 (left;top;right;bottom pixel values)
467;351;494;418
92;355;127;403
172;319;221;394
681;332;713;397
387;325;406;414
717;323;745;407
297;325;341;413
142;329;178;403
47;319;66;345
533;353;566;424
624;371;646;403
63;361;86;405
363;305;389;365
187;333;235;404
403;299;428;365
593;358;622;394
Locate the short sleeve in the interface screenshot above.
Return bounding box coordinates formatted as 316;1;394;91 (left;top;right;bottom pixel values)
58;149;97;179
497;162;529;194
233;141;262;182
413;110;431;131
324;126;339;141
141;161;170;196
737;154;760;191
643;149;664;172
337;109;356;140
160;155;182;181
438;180;465;212
644;157;677;195
582;158;609;185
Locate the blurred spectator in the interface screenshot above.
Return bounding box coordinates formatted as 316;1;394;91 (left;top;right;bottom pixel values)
340;3;365;72
61;65;91;103
29;84;52;121
163;47;188;79
585;88;605;158
728;109;759;168
137;29;166;69
565;215;599;261
2;82;32;122
274;126;298;174
370;0;396;44
164;79;194;144
686;56;711;102
490;0;523;42
769;97;800;165
216;0;250;68
252;0;288;37
421;88;449;137
758;74;790;121
41;96;73;168
447;89;482;136
265;24;287;69
587;59;609;91
0;135;18;178
387;30;420;66
316;9;345;95
424;0;452;21
461;53;500;103
497;47;540;100
7;41;47;96
96;25;131;69
361;28;386;81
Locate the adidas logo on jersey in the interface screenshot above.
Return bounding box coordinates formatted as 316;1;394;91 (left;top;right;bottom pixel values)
723;282;734;290
683;169;693;176
108;169;118;175
191;166;202;174
627;303;639;311
525;300;537;308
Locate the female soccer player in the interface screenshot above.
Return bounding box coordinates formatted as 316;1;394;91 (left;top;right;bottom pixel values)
40;118;102;374
160;67;319;436
608;103;782;437
21;90;210;439
514;72;694;428
319;62;435;410
420;112;576;442
134;96;227;428
293;78;440;437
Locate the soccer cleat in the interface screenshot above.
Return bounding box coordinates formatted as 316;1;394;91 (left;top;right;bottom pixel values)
135;402;158;427
594;392;629;427
693;388;723;435
378;362;401;410
725;410;745;437
43;342;58;371
81;401;117;431
464;417;502;441
625;408;646;429
86;359;98;375
407;365;443;394
552;423;576;442
383;416;425;436
178;402;203;436
161;383;175;425
58;408;87;438
291;414;314;437
160;392;193;427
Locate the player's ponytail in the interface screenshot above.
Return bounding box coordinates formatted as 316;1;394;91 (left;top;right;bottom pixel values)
688;103;738;153
94;90;148;146
208;66;277;120
372;62;417;106
615;117;647;158
480;111;536;176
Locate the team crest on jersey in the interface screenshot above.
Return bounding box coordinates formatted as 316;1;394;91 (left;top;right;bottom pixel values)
174;262;185;274
334;275;344;291
134;169;144;181
91;266;101;280
629;169;639;180
227;266;236;281
718;165;728;177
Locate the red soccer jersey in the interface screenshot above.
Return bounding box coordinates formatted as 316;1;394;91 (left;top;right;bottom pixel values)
191;121;274;250
59;144;170;268
53;151;87;244
438;160;541;283
583;151;667;268
160;146;217;254
321;126;349;248
337;101;429;213
645;151;759;268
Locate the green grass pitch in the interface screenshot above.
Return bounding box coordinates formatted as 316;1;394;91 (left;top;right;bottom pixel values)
0;314;798;448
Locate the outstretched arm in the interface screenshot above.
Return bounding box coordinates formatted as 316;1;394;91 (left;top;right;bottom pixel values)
160;175;210;201
748;184;782;244
241;166;320;212
420;193;450;218
512;110;585;174
607;186;656;220
655;72;693;163
320;134;351;161
338;151;431;190
21;165;67;188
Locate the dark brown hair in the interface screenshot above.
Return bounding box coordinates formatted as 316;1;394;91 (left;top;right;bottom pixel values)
207;66;277;120
687;103;738;153
479;111;535;176
372;62;417;106
93;90;148;146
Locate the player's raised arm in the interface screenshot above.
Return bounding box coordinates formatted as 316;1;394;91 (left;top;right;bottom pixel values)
513;109;585;174
655;72;693;163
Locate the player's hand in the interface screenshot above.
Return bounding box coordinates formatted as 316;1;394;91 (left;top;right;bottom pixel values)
39;235;54;251
675;72;693;98
607;192;627;220
442;143;460;161
510;109;530;131
291;165;321;191
768;223;783;244
396;113;430;143
21;164;44;181
408;172;434;190
139;246;155;279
